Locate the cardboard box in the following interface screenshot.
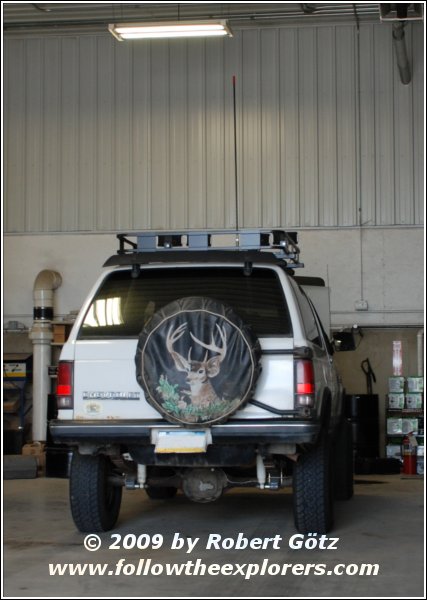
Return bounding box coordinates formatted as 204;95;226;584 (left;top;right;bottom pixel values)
388;393;405;409
387;418;403;435
405;393;423;410
407;377;424;393
22;442;45;456
402;418;419;435
22;442;46;470
389;376;405;393
53;323;72;344
386;444;402;459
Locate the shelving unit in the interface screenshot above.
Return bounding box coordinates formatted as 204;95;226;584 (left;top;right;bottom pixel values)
386;377;424;475
3;353;33;454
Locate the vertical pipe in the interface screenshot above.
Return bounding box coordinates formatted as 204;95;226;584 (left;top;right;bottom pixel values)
256;453;266;489
392;23;411;85
29;270;62;442
232;75;239;234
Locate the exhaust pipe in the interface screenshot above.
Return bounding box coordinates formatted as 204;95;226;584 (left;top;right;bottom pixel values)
29;270;62;442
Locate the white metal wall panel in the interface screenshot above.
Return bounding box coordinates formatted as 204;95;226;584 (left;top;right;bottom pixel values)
260;29;280;228
114;41;132;231
4;23;424;233
151;42;170;229
279;29;300;227
393;29;414;226
336;26;358;226
187;39;206;229
43;38;61;232
96;36;115;231
298;27;319;227
132;43;151;229
359;25;376;227
223;36;241;228
412;26;424;226
374;24;395;226
169;43;188;230
5;40;26;231
242;30;262;228
25;39;43;232
205;40;224;228
78;36;97;231
61;37;79;231
317;27;338;227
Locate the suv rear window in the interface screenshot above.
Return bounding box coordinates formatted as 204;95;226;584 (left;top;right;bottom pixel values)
79;267;292;338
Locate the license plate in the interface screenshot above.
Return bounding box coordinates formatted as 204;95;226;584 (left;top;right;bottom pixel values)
154;430;208;454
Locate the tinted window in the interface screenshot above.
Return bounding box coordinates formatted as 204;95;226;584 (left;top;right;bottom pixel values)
79;267;292;338
290;279;323;348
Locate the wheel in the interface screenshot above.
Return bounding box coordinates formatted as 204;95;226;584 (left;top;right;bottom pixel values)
333;418;354;500
293;435;334;534
69;453;122;532
145;486;177;500
135;296;261;426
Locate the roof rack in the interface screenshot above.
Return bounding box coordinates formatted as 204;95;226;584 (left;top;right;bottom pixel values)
104;229;304;269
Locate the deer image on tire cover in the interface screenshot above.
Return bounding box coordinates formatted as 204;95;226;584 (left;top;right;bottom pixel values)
136;297;261;426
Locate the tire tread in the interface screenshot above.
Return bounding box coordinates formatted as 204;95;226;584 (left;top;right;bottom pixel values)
69;453;122;532
293;435;333;534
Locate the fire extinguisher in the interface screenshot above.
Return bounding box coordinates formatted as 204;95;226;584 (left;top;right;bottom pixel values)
402;434;417;475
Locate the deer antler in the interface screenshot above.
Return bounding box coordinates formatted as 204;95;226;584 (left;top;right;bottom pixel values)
190;324;227;363
166;323;187;353
166;323;190;372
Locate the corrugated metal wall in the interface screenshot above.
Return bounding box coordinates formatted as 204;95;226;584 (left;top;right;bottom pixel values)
4;23;424;233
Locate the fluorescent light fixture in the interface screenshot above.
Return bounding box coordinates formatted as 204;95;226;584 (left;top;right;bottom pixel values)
109;20;232;41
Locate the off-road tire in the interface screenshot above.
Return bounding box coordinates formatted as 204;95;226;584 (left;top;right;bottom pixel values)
69;453;122;532
293;435;334;534
333;418;354;500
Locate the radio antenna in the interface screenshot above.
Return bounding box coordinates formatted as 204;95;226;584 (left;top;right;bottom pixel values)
232;75;239;234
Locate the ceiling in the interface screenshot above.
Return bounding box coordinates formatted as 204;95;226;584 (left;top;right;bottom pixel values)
2;3;383;35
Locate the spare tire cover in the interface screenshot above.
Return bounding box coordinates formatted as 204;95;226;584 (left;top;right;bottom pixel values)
135;296;261;426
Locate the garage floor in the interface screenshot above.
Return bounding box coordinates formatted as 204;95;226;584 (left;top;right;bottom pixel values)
3;474;425;598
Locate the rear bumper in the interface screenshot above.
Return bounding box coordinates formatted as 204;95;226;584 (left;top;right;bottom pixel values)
50;418;321;446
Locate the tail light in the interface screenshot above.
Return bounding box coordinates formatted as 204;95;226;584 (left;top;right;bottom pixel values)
56;361;74;409
294;359;315;409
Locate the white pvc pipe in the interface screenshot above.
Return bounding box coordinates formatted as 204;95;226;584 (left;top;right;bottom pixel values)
33;270;62;315
256;454;266;489
137;464;147;488
417;329;424;377
29;270;62;442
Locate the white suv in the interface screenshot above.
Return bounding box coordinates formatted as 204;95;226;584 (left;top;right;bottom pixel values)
50;230;353;534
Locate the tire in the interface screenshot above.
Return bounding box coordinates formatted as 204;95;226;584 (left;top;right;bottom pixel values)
135;296;261;426
333;418;354;501
145;487;177;500
293;435;334;534
69;453;122;533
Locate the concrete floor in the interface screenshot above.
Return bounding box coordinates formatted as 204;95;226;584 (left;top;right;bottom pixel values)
3;474;425;598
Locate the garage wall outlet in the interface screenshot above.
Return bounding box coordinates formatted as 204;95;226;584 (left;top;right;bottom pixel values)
355;299;368;311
